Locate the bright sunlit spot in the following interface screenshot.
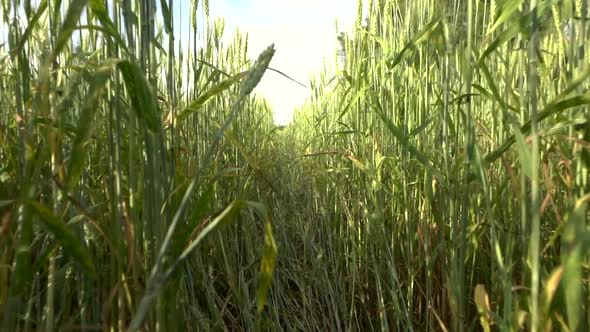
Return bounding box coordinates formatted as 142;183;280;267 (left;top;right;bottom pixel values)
202;0;360;125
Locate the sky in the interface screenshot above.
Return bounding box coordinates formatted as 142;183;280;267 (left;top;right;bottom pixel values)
193;0;362;124
0;0;363;125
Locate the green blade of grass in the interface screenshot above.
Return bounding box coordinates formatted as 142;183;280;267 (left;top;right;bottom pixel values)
178;71;247;122
54;0;87;56
371;101;447;187
8;0;48;59
88;0;129;54
65;63;112;190
117;60;162;132
387;18;441;70
485;94;590;164
126;200;246;332
170;184;215;258
159;0;173;34
478;0;555;65
27;201;95;277
258;219;277;314
562;195;590;332
488;0;525;33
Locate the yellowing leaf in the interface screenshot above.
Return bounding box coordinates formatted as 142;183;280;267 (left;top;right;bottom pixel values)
474;284;492;332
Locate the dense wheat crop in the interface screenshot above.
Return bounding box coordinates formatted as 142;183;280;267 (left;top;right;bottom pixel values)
1;0;589;331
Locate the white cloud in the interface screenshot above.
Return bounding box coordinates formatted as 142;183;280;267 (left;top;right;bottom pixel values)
208;0;362;124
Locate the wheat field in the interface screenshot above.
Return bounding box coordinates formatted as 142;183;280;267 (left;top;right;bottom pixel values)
1;0;589;331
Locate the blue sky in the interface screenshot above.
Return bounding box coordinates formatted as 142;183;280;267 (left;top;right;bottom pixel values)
179;0;362;124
